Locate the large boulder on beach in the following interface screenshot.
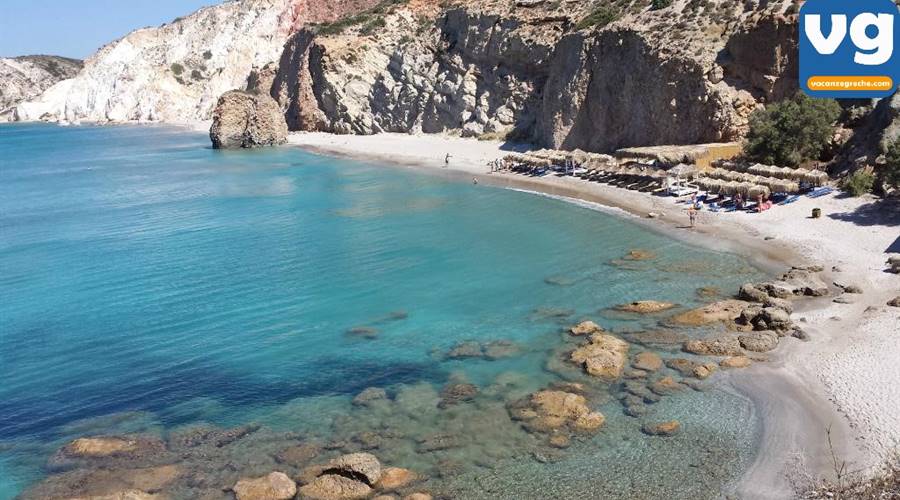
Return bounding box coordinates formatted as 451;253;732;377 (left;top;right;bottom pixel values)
233;472;297;500
297;453;383;500
210;90;288;149
570;333;630;379
888;296;900;307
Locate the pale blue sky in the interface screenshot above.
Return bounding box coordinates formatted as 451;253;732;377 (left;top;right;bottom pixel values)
0;1;225;59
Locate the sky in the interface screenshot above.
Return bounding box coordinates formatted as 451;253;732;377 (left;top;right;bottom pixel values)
0;0;225;59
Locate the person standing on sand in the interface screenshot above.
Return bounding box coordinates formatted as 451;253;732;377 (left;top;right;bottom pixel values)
688;206;697;228
445;153;452;167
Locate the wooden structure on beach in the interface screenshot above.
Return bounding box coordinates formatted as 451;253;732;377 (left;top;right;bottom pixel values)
614;143;743;171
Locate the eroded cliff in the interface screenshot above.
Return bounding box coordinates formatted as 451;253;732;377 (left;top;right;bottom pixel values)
269;0;801;152
14;0;380;124
0;56;82;121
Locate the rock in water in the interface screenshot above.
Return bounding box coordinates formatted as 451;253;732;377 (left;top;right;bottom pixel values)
233;472;297;500
570;333;630;379
210;91;288;149
615;301;676;314
641;420;681;436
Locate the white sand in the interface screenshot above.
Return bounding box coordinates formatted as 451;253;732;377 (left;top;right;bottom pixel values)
289;131;900;490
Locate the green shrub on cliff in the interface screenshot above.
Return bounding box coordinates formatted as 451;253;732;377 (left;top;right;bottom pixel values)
576;6;619;30
744;93;841;167
651;0;673;10
883;141;900;189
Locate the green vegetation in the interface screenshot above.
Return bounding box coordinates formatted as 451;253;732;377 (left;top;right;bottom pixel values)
170;63;184;76
744;92;841;167
842;170;875;196
203;50;213;60
576;6;620;30
883;141;900;189
651;0;672;10
317;0;407;36
191;69;203;80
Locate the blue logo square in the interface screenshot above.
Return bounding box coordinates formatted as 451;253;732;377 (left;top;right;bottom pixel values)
800;0;900;98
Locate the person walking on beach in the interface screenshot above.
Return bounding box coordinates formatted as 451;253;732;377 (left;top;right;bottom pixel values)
444;153;452;167
688;206;697;228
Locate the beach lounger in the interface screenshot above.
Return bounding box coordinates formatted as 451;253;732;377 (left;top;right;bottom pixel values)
808;187;834;198
778;195;801;205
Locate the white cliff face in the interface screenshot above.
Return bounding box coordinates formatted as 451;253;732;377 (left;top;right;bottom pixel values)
0;56;82;121
14;0;378;124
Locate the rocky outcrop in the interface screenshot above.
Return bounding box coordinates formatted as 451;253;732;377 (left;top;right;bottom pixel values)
297;453;386;500
268;2;795;152
508;388;605;434
615;301;676;314
210;91;289;148
569;333;629;379
14;0;380;124
0;56;82;120
569;320;603;336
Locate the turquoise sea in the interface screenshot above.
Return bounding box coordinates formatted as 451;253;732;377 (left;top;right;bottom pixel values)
0;124;765;499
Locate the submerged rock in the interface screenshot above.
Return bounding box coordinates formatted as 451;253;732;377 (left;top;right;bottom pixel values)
210;90;288;149
276;443;322;467
615;301;676;314
669;300;749;327
649;376;684;396
352;387;388;407
569;333;629;380
720;356;753;369
376;467;419;492
641;420;681;437
62;437;140;458
683;337;743;357
21;465;180;500
233;472;297;500
632;351;663;372
623;249;657;261
438;383;479;409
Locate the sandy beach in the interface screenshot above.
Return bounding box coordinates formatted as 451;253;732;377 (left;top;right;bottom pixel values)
289;131;900;496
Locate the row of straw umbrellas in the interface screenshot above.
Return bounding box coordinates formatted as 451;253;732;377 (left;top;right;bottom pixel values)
502;151;830;197
720;161;829;186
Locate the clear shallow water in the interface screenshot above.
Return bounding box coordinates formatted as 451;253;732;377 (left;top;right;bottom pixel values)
0;124;765;499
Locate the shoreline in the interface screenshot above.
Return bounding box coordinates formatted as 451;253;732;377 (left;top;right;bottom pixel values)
288;131;900;497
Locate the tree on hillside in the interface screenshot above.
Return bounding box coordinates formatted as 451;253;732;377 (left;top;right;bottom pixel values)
883;141;900;190
744;93;841;167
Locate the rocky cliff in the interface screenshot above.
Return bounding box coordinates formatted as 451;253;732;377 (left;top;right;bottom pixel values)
0;56;82;121
14;0;380;124
268;0;801;153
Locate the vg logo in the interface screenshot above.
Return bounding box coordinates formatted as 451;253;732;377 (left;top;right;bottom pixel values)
801;0;900;98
